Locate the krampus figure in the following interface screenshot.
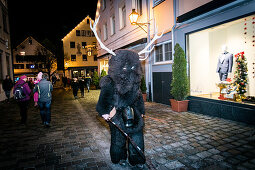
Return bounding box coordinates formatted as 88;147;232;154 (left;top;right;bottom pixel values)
96;49;146;167
92;16;163;168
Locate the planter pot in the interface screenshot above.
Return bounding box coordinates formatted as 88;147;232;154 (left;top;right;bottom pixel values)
170;99;189;112
142;93;147;102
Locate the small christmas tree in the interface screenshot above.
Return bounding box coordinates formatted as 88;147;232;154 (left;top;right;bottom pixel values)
100;69;107;78
92;71;99;89
140;76;147;94
234;52;248;101
171;43;189;101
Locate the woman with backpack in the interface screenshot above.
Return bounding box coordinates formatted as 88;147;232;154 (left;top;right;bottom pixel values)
13;75;31;125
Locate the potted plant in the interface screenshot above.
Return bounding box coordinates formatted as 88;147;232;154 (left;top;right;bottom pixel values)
140;76;147;101
170;43;189;112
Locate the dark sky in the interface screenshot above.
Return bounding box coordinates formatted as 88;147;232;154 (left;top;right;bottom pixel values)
8;0;98;48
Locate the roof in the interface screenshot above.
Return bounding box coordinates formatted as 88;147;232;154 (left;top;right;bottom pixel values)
15;36;54;55
61;15;94;41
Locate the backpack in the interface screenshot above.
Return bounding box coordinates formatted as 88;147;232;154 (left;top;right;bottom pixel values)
14;83;26;100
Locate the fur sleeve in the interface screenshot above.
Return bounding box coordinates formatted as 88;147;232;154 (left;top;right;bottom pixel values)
96;76;114;116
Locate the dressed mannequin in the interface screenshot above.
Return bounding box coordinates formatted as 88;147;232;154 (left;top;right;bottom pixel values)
216;45;233;81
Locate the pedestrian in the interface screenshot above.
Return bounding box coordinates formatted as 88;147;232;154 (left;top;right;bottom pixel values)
96;50;146;169
33;73;53;127
85;74;91;92
62;76;67;88
13;75;31;125
33;72;43;106
79;77;85;98
2;75;13;102
71;78;79;99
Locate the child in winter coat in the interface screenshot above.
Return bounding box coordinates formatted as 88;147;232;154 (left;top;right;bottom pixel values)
34;72;43;106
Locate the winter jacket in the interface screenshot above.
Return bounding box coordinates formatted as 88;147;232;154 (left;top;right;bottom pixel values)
33;79;53;102
13;79;31;101
79;79;85;89
71;81;79;91
2;78;13;91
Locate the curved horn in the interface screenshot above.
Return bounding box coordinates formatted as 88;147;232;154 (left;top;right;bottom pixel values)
90;16;116;56
138;30;164;60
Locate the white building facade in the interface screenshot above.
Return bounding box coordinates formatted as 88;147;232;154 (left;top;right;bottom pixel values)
0;0;13;101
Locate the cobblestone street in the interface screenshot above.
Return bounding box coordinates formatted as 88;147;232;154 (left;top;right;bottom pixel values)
0;88;255;170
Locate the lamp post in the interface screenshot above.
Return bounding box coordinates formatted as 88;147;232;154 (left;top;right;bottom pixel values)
129;6;152;101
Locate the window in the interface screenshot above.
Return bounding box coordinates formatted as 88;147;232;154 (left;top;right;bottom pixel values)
82;42;87;48
70;42;75;48
119;4;126;29
81;30;86;36
76;30;81;36
110;16;116;35
154;41;172;63
132;0;142;15
87;19;90;24
0;52;2;80
28;38;32;45
103;23;108;40
155;45;163;62
83;55;87;61
14;64;24;69
164;42;172;61
71;55;76;61
101;0;106;10
2;13;7;32
94;55;98;61
153;0;165;7
87;30;91;37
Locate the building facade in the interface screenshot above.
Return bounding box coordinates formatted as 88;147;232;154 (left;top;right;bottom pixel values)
13;36;56;80
95;0;174;103
0;0;13;101
62;16;98;78
174;0;255;124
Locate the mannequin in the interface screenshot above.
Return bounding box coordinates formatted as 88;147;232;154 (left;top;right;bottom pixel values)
216;45;233;81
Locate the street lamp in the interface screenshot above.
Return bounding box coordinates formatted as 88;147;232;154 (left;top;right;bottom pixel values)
129;9;149;33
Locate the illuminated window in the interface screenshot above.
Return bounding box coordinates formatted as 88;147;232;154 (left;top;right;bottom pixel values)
20;51;26;56
71;55;76;61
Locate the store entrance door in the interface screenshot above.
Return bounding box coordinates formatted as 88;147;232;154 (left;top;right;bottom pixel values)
153;72;172;105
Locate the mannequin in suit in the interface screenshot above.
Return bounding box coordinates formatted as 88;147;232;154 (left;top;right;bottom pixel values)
216;45;233;81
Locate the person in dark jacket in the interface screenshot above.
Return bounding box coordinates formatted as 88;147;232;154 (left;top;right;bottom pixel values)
85;74;91;92
79;77;85;98
13;75;31;124
2;75;13;102
96;50;145;168
71;78;79;99
33;73;53;127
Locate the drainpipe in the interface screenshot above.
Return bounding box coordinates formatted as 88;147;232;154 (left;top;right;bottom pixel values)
146;0;152;101
172;0;177;58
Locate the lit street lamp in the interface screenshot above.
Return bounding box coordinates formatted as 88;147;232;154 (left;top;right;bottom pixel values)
129;9;149;33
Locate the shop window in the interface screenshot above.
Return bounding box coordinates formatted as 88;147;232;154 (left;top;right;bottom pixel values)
83;54;87;61
70;42;75;48
71;55;76;61
187;15;255;105
76;30;80;36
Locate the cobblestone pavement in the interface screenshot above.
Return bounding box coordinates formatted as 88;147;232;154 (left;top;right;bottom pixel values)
0;89;255;170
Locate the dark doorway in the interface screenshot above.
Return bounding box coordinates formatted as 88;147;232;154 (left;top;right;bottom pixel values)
153;72;172;105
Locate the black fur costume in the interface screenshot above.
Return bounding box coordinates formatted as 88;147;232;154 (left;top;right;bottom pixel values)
96;49;145;165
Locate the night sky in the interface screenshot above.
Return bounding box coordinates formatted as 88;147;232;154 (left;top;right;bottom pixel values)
8;0;98;52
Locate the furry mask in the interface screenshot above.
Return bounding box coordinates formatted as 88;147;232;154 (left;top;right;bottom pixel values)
108;50;142;95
